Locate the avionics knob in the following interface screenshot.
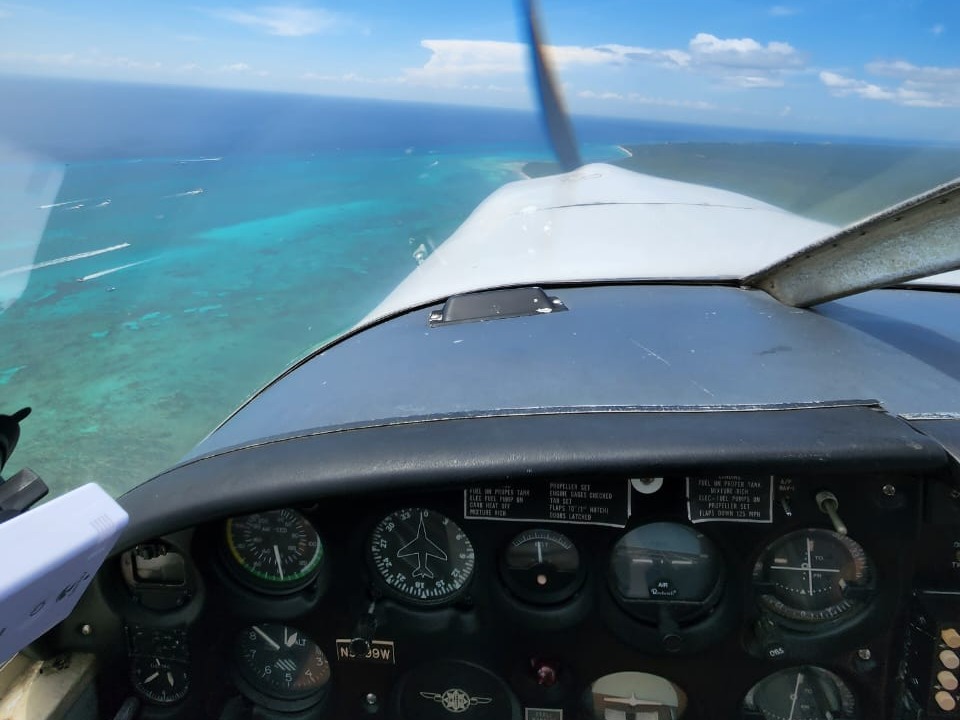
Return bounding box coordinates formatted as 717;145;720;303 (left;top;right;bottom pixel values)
935;690;957;712
938;670;959;692
940;649;960;670
942;627;960;649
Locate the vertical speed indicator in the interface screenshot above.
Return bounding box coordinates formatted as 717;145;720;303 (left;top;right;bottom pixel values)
368;508;475;606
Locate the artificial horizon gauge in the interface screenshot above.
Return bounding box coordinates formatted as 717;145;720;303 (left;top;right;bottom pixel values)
609;522;723;624
752;529;874;625
223;509;324;594
741;666;858;719
501;528;585;605
368;508;476;606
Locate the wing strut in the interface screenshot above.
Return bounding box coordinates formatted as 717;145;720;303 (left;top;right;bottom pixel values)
744;177;960;307
521;0;582;172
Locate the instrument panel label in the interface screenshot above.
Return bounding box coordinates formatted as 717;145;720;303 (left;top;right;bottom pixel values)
686;475;774;524
526;710;563;720
335;639;396;665
464;479;630;527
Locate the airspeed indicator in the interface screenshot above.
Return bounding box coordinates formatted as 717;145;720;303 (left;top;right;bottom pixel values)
368;508;475;606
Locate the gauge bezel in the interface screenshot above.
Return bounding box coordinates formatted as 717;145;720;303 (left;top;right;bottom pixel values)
221;508;325;596
607;521;726;626
367;507;476;607
233;623;331;713
741;665;859;719
130;656;190;706
751;527;875;629
499;527;587;606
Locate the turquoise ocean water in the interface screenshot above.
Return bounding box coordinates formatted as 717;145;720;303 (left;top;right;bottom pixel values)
1;77;957;498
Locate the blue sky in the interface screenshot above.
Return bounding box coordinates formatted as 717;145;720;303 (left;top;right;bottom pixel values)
1;0;958;140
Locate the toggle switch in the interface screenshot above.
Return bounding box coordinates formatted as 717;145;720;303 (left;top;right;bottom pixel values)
815;491;847;535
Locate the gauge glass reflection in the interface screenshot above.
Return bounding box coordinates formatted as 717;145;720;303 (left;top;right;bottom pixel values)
235;624;330;703
368;508;475;606
609;522;722;623
501;528;584;605
131;656;189;705
224;509;324;594
742;666;857;719
753;529;872;624
587;671;687;719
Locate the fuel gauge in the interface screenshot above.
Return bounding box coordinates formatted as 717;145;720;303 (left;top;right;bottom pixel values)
501;528;585;605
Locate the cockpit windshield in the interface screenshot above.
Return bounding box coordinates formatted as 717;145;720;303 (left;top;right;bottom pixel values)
1;0;958;499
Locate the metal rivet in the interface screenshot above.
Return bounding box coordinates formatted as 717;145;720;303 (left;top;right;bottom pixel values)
857;648;872;660
79;624;92;636
882;484;896;497
365;693;378;706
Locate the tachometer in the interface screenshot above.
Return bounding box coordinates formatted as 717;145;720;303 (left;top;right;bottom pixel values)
752;529;873;625
742;666;858;719
224;509;324;594
368;508;475;606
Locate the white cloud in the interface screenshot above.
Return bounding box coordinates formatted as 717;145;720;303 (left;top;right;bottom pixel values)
220;62;251;72
866;60;960;84
769;5;799;16
0;50;164;71
688;33;803;70
212;5;342;37
578;89;716;110
407;33;801;90
819;67;959;108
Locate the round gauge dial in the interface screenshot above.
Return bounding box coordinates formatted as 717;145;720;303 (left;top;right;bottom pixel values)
131;656;190;705
235;624;330;706
609;522;723;624
224;509;324;593
368;508;475;606
742;666;858;719
753;529;873;624
501;528;585;605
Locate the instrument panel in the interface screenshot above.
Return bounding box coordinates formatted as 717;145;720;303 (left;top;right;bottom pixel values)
100;470;927;719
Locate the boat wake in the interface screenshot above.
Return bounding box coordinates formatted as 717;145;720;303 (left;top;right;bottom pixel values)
176;157;223;164
0;243;131;278
77;258;152;283
38;199;90;209
166;188;205;198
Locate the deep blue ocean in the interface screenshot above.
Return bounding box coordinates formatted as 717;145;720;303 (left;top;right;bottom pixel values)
0;76;953;497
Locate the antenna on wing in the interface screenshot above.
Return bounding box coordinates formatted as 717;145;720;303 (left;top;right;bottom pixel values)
521;0;582;172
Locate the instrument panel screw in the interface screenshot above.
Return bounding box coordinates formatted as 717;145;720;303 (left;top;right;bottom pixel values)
858;648;872;660
79;624;92;636
882;484;897;497
365;693;378;706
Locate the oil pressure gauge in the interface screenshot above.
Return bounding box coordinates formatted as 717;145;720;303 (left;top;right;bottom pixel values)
501;528;585;605
753;529;874;626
